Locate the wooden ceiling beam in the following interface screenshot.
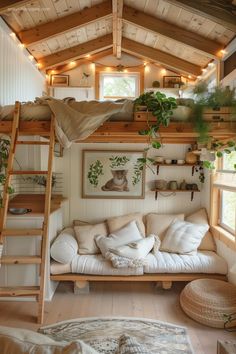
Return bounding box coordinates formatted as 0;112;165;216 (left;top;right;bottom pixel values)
38;34;113;70
18;1;112;46
46;48;113;75
166;0;236;32
112;0;123;59
123;5;223;58
0;0;30;13
122;37;202;76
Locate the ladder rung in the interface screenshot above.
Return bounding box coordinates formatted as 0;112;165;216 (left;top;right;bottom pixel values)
2;229;43;236
0;286;40;297
16;141;50;145
9;170;48;175
1;256;42;264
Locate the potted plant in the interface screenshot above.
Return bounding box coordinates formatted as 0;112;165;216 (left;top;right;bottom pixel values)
0;137;14;207
192;84;236;169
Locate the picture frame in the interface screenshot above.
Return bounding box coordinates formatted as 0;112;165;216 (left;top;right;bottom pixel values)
82;150;145;199
50;74;69;87
163;76;181;88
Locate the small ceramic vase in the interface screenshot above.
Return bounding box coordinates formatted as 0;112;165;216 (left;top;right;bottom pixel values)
169;181;178;190
180;179;187;190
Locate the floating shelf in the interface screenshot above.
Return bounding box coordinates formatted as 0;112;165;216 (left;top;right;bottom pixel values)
153;189;200;201
155;163;197;176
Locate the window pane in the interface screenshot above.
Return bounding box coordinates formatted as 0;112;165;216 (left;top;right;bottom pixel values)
223;151;236;170
103;75;137;98
221;190;236;232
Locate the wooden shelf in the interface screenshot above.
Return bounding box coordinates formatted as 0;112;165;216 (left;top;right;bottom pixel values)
155;163;197;175
153;189;200;201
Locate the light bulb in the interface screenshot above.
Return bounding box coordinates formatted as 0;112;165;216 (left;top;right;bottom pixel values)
28;55;34;61
161;68;167;75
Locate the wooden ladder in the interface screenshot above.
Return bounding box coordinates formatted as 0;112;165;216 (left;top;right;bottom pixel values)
0;101;55;324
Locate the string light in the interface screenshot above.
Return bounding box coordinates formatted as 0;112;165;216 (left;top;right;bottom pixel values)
36;63;41;69
208;62;215;68
188;75;192;79
28;55;34;61
161;68;167;75
69;61;76;66
220;49;227;56
18;43;25;49
201;68;207;73
86;54;91;58
10;32;16;38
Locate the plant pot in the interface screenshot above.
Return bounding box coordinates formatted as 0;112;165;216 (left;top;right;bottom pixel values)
136;105;147;112
171;106;192;121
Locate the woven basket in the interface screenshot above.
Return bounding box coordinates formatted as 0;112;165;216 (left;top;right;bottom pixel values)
180;279;236;328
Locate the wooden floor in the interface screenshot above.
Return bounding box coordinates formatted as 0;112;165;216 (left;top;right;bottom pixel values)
0;281;235;353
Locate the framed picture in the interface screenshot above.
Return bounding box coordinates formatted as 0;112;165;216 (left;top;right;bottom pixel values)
82;150;145;199
50;74;69;87
163;76;181;88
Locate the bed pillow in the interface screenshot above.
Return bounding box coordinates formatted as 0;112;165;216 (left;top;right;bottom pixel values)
74;222;108;254
110;235;155;259
186;208;216;251
96;220;143;257
107;213;145;236
50;228;78;264
160;219;209;254
0;325;99;354
146;213;184;240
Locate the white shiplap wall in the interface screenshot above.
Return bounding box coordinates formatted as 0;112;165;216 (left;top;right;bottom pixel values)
55;143;204;225
0;18;45;105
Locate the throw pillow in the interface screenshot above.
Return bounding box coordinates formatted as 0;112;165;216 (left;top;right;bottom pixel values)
50;228;78;264
109;235;155;259
118;334;152;354
146;213;184;240
186;208;216;251
107;213;145;236
74;222;108;254
160;219;209;254
0;325;99;354
95;220;143;257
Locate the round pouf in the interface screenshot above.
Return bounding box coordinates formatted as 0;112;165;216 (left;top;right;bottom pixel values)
180;279;236;328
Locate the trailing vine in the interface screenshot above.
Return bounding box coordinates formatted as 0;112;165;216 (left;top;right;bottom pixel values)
87;160;104;187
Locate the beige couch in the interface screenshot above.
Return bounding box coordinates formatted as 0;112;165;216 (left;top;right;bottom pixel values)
50;209;227;291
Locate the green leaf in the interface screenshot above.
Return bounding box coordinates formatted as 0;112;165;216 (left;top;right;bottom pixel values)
203;161;215;170
234;164;236;170
227;141;235;147
151;141;161;149
224;149;231;154
216;151;223;158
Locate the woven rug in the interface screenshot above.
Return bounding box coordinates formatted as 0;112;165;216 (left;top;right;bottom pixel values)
39;317;194;353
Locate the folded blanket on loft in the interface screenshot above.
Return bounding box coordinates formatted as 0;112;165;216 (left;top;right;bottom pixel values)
0;98;134;148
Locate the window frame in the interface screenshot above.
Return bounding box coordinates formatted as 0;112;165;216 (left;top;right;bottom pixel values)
99;72;140;100
95;66;144;100
219;189;236;235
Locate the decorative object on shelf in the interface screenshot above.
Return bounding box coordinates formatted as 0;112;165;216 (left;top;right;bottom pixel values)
168;181;178;190
8;207;32;215
171;159;177;164
177;160;185;165
82;150;145;199
163;76;182;88
185;148;198;164
180;180;187;190
165;159;172;164
171;98;194;122
155;179;167;190
50;74;69;87
154;156;164;163
152;80;160;88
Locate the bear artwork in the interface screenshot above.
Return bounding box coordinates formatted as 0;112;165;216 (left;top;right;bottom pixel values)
101;170;129;192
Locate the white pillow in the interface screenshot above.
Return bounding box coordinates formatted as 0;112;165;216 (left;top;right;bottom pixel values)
146;213;185;240
110;235;155;259
0;325;99;354
107;213;145;236
74;222;108;254
50;228;78;264
96;220;142;257
160;219;209;254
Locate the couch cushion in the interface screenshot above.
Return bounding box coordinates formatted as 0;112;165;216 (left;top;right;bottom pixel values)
146;213;184;240
160;220;209;254
50;261;71;275
71;254;143;276
107;213;145;236
0;325;99;354
144;251;227;274
50;228;78;264
186;208;216;251
96;220;143;257
74;222;108;255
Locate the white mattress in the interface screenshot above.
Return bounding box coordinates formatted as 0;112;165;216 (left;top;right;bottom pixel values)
144;251;227;274
71;254;144;276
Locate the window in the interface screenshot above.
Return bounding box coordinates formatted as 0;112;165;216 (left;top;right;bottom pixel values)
100;72;140;100
218;151;236;235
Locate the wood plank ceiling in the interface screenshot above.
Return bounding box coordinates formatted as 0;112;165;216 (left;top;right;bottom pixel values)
1;0;235;77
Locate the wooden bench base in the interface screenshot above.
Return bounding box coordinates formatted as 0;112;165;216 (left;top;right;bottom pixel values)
51;273;227;293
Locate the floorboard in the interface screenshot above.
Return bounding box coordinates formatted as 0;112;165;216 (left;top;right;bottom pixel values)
0;281;235;354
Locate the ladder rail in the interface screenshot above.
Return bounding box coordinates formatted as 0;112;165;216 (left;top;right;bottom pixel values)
0;102;56;324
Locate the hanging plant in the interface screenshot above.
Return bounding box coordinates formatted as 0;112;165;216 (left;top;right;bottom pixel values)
0;137;14;207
